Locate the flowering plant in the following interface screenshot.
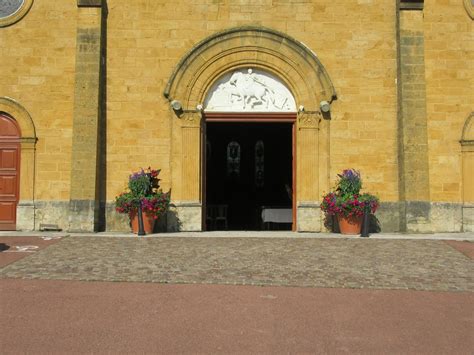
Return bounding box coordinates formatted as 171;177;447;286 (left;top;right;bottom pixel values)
321;169;379;218
115;167;170;219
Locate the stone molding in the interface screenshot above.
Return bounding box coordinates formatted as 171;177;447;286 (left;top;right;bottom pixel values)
77;0;102;7
179;111;202;127
461;113;473;153
297;202;320;208
460;112;473;144
19;137;37;144
0;97;36;138
0;0;33;27
0;97;37;225
399;0;424;10
164;26;337;112
297;111;321;129
464;0;474;19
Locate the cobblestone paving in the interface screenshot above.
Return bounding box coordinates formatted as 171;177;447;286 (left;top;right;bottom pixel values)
1;236;473;292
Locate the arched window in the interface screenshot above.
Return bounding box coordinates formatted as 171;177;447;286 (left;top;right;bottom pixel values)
227;141;240;178
255;140;264;188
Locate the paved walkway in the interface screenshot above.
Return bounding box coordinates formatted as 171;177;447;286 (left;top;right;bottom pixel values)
1;235;473;292
1;230;474;240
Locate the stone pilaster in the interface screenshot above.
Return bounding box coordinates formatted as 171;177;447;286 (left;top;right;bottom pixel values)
169;111;203;231
461;114;474;232
396;1;431;232
16;137;36;230
296;111;321;232
68;0;105;232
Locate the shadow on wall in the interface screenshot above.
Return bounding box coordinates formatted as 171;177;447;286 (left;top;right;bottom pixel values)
165;206;183;233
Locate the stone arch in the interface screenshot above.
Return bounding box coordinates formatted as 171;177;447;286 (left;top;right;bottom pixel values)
461;112;473;143
164;27;336;232
464;0;474;20
164;26;337;111
0;97;36;139
0;97;37;230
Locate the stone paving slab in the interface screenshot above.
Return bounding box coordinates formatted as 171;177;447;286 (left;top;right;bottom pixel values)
0;236;64;267
1;236;472;292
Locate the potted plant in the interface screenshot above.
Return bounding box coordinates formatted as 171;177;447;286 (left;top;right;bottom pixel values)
115;167;170;234
321;169;379;235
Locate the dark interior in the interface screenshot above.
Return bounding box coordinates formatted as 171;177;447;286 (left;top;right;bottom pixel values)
205;122;293;230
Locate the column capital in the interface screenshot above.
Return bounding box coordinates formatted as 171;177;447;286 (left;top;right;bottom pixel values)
297;111;321;129
77;0;102;7
180;111;202;128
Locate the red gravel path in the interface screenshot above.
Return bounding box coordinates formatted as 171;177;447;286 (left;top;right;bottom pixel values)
444;240;474;259
1;279;472;354
0;236;63;267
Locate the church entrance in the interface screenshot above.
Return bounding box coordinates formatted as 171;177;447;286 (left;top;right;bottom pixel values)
204;114;295;231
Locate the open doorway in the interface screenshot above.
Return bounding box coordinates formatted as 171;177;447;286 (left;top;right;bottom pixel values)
205;122;294;231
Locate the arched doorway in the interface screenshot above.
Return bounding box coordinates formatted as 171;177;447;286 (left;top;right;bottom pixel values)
0;113;21;230
203;69;296;231
164;27;337;232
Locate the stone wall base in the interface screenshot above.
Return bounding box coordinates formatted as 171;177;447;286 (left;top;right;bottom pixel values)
374;202;401;233
16;200;35;231
68;200;100;232
297;203;321;232
404;202;463;233
310;201;462;233
14;200;469;233
167;202;202;232
32;201;70;231
105;203;129;232
462;204;474;232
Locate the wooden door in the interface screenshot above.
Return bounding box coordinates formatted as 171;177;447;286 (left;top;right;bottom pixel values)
0;114;21;231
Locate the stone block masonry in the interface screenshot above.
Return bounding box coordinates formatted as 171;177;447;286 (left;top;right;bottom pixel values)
68;2;106;232
397;5;431;232
0;0;471;233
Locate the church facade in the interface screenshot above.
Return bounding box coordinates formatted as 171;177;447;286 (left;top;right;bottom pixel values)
0;0;472;233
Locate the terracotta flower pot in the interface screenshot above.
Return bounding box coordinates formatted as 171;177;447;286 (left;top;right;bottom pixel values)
337;214;363;235
130;210;156;234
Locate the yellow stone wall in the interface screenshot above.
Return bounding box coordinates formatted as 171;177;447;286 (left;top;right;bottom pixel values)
1;0;77;201
105;0;399;203
424;2;473;203
1;0;471;231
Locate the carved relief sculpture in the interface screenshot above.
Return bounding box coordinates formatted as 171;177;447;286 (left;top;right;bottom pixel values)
205;69;296;112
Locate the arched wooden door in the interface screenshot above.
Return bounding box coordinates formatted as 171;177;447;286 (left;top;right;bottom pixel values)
0;113;21;230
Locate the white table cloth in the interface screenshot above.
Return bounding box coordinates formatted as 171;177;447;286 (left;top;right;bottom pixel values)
261;208;292;223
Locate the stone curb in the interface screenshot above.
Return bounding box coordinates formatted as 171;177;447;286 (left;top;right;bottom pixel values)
0;231;473;241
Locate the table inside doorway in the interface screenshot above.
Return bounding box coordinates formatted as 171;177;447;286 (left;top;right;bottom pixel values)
261;207;292;229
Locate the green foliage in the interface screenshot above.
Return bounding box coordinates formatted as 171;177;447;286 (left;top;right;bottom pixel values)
321;169;379;218
115;167;170;218
336;169;362;197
